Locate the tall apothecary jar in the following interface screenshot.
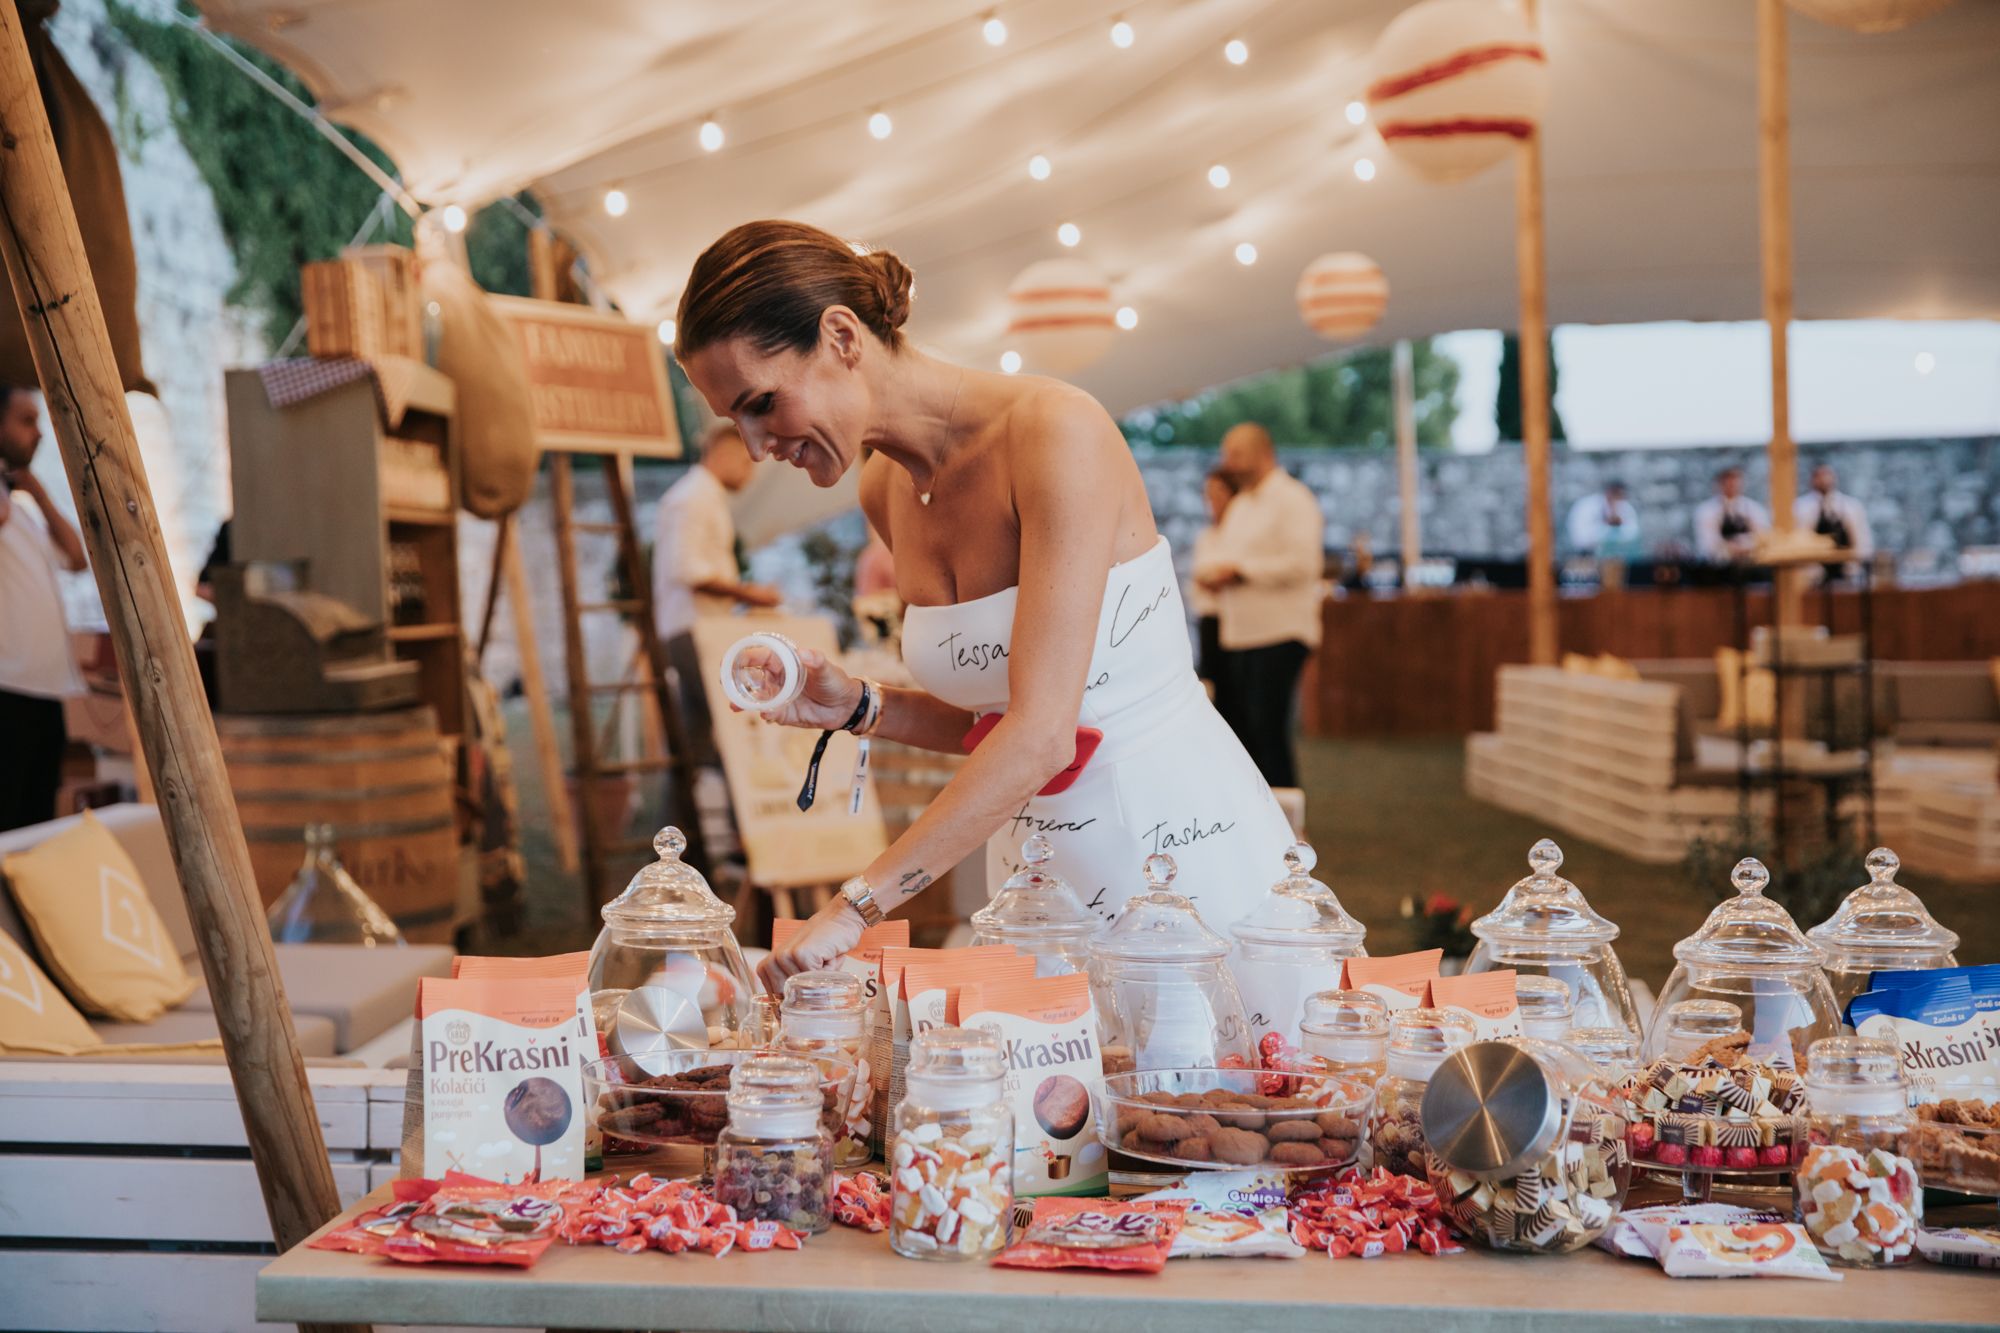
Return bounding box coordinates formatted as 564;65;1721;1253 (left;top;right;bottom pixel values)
1807;848;1959;1018
1465;839;1638;1035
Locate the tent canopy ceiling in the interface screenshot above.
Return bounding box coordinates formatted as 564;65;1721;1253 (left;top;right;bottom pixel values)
196;0;2000;414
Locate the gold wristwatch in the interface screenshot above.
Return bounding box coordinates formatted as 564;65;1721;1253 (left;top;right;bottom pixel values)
839;874;885;927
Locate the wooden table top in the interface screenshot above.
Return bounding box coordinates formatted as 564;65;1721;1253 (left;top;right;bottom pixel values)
258;1186;2000;1332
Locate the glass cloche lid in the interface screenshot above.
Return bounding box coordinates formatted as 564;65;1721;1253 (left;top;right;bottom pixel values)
1674;858;1824;969
1807;847;1959;970
601;827;736;935
970;834;1101;944
1470;839;1619;947
1230;842;1367;951
1089;854;1230;963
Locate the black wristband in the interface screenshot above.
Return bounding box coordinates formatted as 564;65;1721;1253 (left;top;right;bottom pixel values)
798;683;873;812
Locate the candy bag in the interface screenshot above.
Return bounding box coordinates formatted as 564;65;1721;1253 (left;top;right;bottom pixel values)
1915;1226;2000;1271
1141;1168;1301;1259
1594;1204;1787;1260
381;1179;582;1267
991;1198;1187;1273
1657;1223;1842;1280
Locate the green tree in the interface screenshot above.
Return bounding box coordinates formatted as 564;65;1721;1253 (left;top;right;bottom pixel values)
1122;338;1460;448
1494;332;1566;443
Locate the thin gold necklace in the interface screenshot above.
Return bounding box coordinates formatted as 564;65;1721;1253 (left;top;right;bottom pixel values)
919;370;966;506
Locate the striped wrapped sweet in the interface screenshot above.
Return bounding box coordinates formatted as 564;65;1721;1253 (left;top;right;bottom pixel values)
1364;0;1549;183
1004;258;1117;375
1295;253;1389;341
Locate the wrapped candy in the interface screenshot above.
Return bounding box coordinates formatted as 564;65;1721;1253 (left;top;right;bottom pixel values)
1288;1166;1465;1258
831;1171;893;1233
554;1173;808;1258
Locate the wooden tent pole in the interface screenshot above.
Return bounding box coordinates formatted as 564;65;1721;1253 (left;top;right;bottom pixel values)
1517;0;1556;665
1759;0;1802;628
0;13;364;1328
1393;338;1421;579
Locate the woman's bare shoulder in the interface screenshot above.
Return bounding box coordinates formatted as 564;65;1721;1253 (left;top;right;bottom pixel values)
996;376;1125;468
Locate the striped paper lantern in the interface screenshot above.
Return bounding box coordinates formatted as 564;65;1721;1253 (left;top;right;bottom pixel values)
1784;0;1956;32
1296;254;1389;341
1005;259;1117;375
1365;0;1548;184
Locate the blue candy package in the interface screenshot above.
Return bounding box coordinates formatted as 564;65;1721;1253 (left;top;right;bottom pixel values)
1846;972;1995;1098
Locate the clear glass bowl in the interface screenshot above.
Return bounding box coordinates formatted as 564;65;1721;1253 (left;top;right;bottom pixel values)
1100;1067;1373;1175
583;1049;852;1177
1465;839;1638;1036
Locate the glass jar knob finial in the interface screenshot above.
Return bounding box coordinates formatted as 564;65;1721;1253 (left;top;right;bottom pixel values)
1142;853;1177;892
1283;841;1316;876
1527;838;1563;876
1863;847;1900;882
1021;833;1054;868
1731;857;1770;897
654;827;688;861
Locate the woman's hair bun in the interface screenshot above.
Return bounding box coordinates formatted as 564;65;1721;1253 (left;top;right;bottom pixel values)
864;249;914;332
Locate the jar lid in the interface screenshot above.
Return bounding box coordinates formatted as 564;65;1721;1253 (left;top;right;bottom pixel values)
1386;1007;1476;1080
1807;848;1960;970
1566;1025;1640;1070
1301;988;1390;1041
1422;1039;1565;1180
1229;843;1369;952
601;828;736;932
1515;975;1575;1035
1805;1036;1908;1116
1088;854;1231;963
906;1025;1007;1084
726;1053;823;1119
1672;858;1825;969
1469;839;1620;947
969;835;1103;944
781;970;864;1017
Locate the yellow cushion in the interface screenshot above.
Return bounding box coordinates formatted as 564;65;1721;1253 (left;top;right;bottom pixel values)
1561;652;1596;675
1715;647;1776;731
1594;653;1642;682
0;928;102;1053
1;810;196;1022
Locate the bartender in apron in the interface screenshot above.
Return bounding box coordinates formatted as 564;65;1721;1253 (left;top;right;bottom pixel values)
1694;466;1769;563
1794;464;1873;583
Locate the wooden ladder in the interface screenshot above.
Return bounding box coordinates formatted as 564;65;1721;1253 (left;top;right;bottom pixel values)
548;449;709;904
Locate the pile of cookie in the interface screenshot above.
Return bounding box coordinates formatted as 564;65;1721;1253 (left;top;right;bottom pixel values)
595;1062;843;1154
1622;1049;1806;1172
1113;1088;1364;1169
1433;1110;1628;1254
1910;1098;2000;1195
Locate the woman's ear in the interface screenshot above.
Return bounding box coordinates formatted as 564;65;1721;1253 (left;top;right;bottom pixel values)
821;305;863;368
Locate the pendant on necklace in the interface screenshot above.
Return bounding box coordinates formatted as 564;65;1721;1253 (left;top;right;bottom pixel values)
919;492;933;506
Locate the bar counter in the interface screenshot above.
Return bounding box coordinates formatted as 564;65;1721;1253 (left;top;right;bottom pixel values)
260;1185;1997;1332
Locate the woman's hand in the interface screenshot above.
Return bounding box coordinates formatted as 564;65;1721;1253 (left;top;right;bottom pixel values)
737;645;864;730
757;899;864;992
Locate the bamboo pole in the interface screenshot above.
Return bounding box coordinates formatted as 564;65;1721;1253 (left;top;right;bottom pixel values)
1517;0;1556;664
1393;338;1421;580
0;13;364;1330
1759;0;1803;629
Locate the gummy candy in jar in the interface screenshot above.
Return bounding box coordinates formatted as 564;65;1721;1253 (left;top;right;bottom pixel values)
1796;1037;1922;1268
713;1054;834;1233
1369;1008;1475;1179
890;1026;1013;1261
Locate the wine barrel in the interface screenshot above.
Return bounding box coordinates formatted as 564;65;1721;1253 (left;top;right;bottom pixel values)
219;707;462;943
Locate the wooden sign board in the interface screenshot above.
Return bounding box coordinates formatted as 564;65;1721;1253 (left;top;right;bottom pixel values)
691;615;888;890
489;295;681;458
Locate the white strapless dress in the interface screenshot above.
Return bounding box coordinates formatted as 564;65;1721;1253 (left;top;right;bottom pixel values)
901;537;1294;931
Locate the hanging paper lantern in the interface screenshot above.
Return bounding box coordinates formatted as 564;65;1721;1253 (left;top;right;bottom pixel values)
1783;0;1956;33
1364;0;1548;184
1295;254;1389;341
1004;259;1117;374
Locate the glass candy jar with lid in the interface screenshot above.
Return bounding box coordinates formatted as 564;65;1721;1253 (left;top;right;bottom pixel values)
1229;842;1368;1050
1644;859;1840;1071
890;1027;1013;1260
1369;1007;1475;1178
1423;1038;1632;1253
586;828;755;1056
713;1054;833;1233
1797;1037;1921;1266
1087;854;1252;1074
1466;839;1638;1035
780;971;871;1167
1808;848;1960;1017
969;834;1102;977
1300;989;1390;1087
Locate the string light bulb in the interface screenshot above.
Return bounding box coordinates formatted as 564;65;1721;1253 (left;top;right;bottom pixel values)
868;110;893;140
698;118;724;152
603;188;628;217
1915;351;1936;375
1110;17;1135;47
440;204;468;233
1354;157;1376;182
1116;306;1138;330
1000;350;1023;373
1208;164;1231;189
983;13;1007;45
1225;38;1248;64
1057;222;1081;247
1235;242;1258;266
657;318;676;345
1345;100;1368;126
1028;153;1052;180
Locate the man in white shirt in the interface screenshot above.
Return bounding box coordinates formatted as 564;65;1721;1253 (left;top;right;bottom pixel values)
1692;466;1769;563
1794;464;1873;577
0;386;87;830
1193;423;1325;789
1565;481;1642;559
653;424;779;769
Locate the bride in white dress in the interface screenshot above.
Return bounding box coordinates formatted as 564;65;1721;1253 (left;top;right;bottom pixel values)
673;221;1297;987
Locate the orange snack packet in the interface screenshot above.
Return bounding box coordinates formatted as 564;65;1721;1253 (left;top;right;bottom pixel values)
1342;951;1443;1011
957;972;1107;1196
416;976;590;1184
870;945;1023;1153
1426;969;1522;1040
993;1197;1189;1273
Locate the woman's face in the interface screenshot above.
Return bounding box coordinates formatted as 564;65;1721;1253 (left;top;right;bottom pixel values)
682;326;869;489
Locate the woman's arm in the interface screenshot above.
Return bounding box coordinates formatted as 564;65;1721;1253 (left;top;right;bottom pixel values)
758;388;1130;987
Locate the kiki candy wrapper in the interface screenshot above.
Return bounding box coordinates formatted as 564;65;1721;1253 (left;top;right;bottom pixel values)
1343;952;1443;1012
1657;1223;1841;1281
1425;970;1523;1041
992;1197;1188;1273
